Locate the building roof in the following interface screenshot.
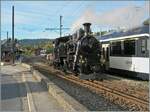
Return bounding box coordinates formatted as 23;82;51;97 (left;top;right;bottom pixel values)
96;25;149;41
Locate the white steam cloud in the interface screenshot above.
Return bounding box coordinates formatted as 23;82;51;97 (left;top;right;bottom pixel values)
71;4;149;32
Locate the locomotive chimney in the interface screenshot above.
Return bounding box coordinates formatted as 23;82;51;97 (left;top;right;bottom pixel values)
83;23;91;36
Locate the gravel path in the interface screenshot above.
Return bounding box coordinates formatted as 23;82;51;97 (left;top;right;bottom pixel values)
36;67;129;111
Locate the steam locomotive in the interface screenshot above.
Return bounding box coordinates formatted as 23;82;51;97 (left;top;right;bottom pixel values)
53;23;102;80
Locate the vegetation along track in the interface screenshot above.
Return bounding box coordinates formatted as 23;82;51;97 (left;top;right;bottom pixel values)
33;64;149;111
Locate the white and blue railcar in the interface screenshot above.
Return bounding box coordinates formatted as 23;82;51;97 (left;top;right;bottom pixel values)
97;25;149;80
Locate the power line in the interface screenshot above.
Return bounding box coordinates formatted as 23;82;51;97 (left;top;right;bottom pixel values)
45;15;70;37
55;1;71;15
45;28;70;30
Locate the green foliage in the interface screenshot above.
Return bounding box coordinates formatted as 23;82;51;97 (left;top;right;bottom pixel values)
21;39;53;56
22;45;35;56
46;47;53;54
143;18;149;25
19;39;54;46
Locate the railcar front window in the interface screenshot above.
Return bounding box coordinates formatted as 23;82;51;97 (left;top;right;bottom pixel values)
124;40;135;56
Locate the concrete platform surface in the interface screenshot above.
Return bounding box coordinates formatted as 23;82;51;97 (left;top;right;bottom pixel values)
0;64;64;112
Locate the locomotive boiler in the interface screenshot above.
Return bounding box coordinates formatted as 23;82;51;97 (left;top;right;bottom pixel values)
53;23;102;80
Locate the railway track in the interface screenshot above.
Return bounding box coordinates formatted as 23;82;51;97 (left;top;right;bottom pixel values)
63;75;149;111
95;79;148;101
33;64;149;111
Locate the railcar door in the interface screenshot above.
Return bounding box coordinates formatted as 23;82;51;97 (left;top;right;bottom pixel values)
101;44;110;71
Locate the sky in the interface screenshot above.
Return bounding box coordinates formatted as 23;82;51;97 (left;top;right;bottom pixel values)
1;1;149;40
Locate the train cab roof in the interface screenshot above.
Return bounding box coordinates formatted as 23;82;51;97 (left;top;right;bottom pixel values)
55;35;71;43
96;25;149;42
54;35;71;46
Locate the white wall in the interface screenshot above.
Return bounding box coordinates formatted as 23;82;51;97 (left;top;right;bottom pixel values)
110;56;149;74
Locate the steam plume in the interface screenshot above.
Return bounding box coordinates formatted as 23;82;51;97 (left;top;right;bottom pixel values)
71;4;149;32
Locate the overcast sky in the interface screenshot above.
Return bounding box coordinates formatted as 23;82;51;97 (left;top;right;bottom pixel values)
1;1;149;40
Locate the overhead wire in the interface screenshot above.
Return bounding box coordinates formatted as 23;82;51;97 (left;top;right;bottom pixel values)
44;1;73;37
12;1;72;38
60;1;86;35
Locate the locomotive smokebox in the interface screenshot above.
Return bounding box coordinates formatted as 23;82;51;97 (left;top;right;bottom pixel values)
83;23;91;36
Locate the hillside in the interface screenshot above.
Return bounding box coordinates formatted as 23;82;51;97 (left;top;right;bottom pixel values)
19;39;53;46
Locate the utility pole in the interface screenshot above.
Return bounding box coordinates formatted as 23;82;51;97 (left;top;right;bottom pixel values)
7;31;8;40
7;31;8;46
60;15;62;37
45;15;70;37
12;6;15;64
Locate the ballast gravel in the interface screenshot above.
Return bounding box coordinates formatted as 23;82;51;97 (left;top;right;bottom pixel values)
36;67;129;111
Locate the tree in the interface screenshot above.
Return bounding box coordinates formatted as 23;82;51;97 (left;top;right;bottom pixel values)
143;18;149;25
21;40;54;56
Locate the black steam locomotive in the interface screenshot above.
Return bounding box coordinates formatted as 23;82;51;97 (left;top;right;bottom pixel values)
53;23;102;79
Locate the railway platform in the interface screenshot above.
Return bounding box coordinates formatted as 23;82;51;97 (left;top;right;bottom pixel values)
0;64;65;112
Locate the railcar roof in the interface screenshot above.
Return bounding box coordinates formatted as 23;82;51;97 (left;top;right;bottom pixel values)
96;25;149;41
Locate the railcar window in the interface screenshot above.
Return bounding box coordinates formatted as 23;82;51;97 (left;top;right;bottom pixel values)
124;40;135;55
102;48;105;58
106;47;109;61
110;42;121;56
141;39;146;54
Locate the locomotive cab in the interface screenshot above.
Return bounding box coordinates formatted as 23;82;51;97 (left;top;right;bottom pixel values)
53;36;70;70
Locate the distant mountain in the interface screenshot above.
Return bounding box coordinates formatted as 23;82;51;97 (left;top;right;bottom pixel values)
19;39;54;46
